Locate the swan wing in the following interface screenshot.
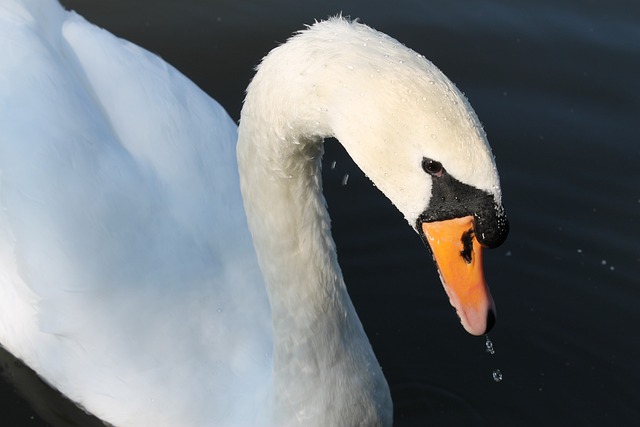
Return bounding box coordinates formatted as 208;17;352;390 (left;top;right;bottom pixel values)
0;2;271;425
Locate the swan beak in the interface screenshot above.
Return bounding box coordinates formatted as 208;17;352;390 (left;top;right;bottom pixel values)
421;216;496;336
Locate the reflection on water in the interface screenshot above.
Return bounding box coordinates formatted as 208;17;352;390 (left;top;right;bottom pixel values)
2;0;639;425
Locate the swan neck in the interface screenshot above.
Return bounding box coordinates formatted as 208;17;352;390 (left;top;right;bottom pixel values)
236;68;391;425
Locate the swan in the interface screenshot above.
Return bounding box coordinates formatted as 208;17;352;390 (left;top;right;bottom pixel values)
0;1;509;426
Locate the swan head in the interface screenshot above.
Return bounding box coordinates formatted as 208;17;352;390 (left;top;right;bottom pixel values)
242;18;509;336
321;20;509;336
304;20;509;336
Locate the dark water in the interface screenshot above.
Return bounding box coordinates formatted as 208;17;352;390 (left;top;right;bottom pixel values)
2;0;639;425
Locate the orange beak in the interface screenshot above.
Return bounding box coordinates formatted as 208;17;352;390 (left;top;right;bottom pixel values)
421;215;496;336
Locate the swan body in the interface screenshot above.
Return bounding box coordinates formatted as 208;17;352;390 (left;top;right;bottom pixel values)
0;1;508;426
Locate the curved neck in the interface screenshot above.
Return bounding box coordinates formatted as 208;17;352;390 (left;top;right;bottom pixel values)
236;47;391;427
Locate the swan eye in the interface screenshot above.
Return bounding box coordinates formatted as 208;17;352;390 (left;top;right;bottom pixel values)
421;158;444;176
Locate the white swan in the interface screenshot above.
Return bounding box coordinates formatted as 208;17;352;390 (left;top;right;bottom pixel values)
0;1;509;426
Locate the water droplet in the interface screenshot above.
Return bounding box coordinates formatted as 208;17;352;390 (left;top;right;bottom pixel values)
428;80;435;85
492;369;503;382
331;160;337;169
485;335;495;355
430;134;437;140
341;174;350;186
347;65;354;70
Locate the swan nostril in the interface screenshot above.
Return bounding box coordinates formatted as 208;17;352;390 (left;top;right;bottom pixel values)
460;229;474;264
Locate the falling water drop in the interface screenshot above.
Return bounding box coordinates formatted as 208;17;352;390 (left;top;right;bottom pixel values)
485;335;503;382
485;335;495;355
330;160;337;169
341;174;350;186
